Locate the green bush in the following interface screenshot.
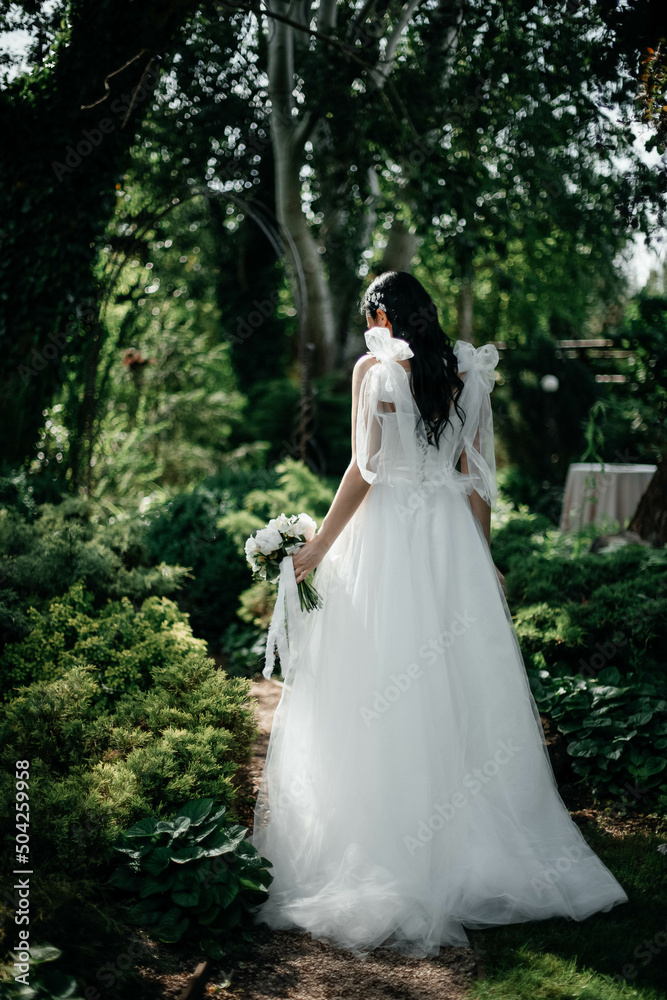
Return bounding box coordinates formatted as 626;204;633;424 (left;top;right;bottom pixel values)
0;656;257;884
143;467;280;651
220;622;267;678
108;798;272;961
0;581;208;704
492;509;667;811
216;458;336;646
0;495;189;652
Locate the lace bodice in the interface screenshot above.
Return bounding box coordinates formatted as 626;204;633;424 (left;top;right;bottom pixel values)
355;327;499;507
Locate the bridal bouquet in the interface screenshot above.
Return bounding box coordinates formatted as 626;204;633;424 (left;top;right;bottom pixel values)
244;512;323;612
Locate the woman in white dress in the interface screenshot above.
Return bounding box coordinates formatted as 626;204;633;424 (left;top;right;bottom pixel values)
249;270;629;959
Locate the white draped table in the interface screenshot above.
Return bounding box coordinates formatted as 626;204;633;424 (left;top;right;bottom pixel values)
559;462;657;533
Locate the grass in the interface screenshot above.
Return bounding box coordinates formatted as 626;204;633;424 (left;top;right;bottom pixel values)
468;819;667;1000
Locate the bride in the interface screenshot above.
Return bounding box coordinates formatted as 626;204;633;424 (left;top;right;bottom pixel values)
249;270;628;959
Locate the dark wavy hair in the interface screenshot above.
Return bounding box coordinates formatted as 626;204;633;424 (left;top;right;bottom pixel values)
359;271;465;447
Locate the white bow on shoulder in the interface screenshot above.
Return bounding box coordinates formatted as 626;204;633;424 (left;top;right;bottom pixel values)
364;327;414;364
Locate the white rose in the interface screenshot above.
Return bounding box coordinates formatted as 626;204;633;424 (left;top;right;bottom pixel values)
254;526;283;555
293;512;317;541
244;536;260;558
268;513;292;532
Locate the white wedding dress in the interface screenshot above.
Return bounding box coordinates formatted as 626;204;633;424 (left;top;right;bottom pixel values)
249;327;628;958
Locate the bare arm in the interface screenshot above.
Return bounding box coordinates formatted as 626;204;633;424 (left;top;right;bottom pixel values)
292;356;376;585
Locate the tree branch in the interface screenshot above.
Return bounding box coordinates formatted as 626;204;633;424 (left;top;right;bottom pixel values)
80;48;149;109
371;0;425;88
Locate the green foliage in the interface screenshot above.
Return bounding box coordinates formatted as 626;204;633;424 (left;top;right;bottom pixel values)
493;509;667;811
220;622;267;678
236;458;336;524
0;494;189;652
236;581;276;631
215;458;336;641
108;798;272;960
144;467;279;650
496;466;564;524
0;656;257;883
529;664;667;813
0;943;84;1000
603;293;667;463
0;580;207;705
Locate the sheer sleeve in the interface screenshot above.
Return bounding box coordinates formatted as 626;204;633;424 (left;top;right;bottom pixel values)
355;362;384;485
453;341;500;509
355;327;421;486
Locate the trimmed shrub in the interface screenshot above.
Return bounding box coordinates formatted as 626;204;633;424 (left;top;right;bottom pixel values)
0;656;257;883
0;581;208;704
0;495;189;653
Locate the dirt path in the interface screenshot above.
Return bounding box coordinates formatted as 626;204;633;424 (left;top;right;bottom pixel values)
218;678;483;1000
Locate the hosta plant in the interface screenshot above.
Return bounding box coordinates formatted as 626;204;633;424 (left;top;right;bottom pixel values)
108;798;273;960
528;663;667;812
0;943;84;999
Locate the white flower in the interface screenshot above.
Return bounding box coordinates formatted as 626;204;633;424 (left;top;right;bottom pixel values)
244;536;260;558
254;526;283;555
268;513;292;532
293;512;317;541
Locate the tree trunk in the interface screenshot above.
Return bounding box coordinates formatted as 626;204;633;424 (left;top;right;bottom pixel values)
266;0;337;374
378;220;418;275
628;451;667;546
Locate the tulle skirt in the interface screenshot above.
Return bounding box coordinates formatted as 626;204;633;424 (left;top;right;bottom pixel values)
249;481;629;958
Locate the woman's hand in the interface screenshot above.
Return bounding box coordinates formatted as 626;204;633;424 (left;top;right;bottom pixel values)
292;536;329;585
494;563;507;597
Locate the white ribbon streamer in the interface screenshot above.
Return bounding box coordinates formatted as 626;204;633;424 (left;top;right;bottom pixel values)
263;554;303;680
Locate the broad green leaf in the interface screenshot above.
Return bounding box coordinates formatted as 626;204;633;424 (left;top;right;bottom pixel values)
194;820;222;843
175;799;214;827
597;666;621;685
156;908;189;943
139;877;168;899
567;739;600;758
142;846;172;876
128;899;161;925
579;716;613;728
640;756;667;776
198;904;221;926
113;844;143;858
171;887;201;907
125;817;159;838
627;711;653;727
23;945;61;963
214;880;240;908
170;815;192;838
203;827;247;857
238;876;269;892
172;845;207;864
107;867;141;891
